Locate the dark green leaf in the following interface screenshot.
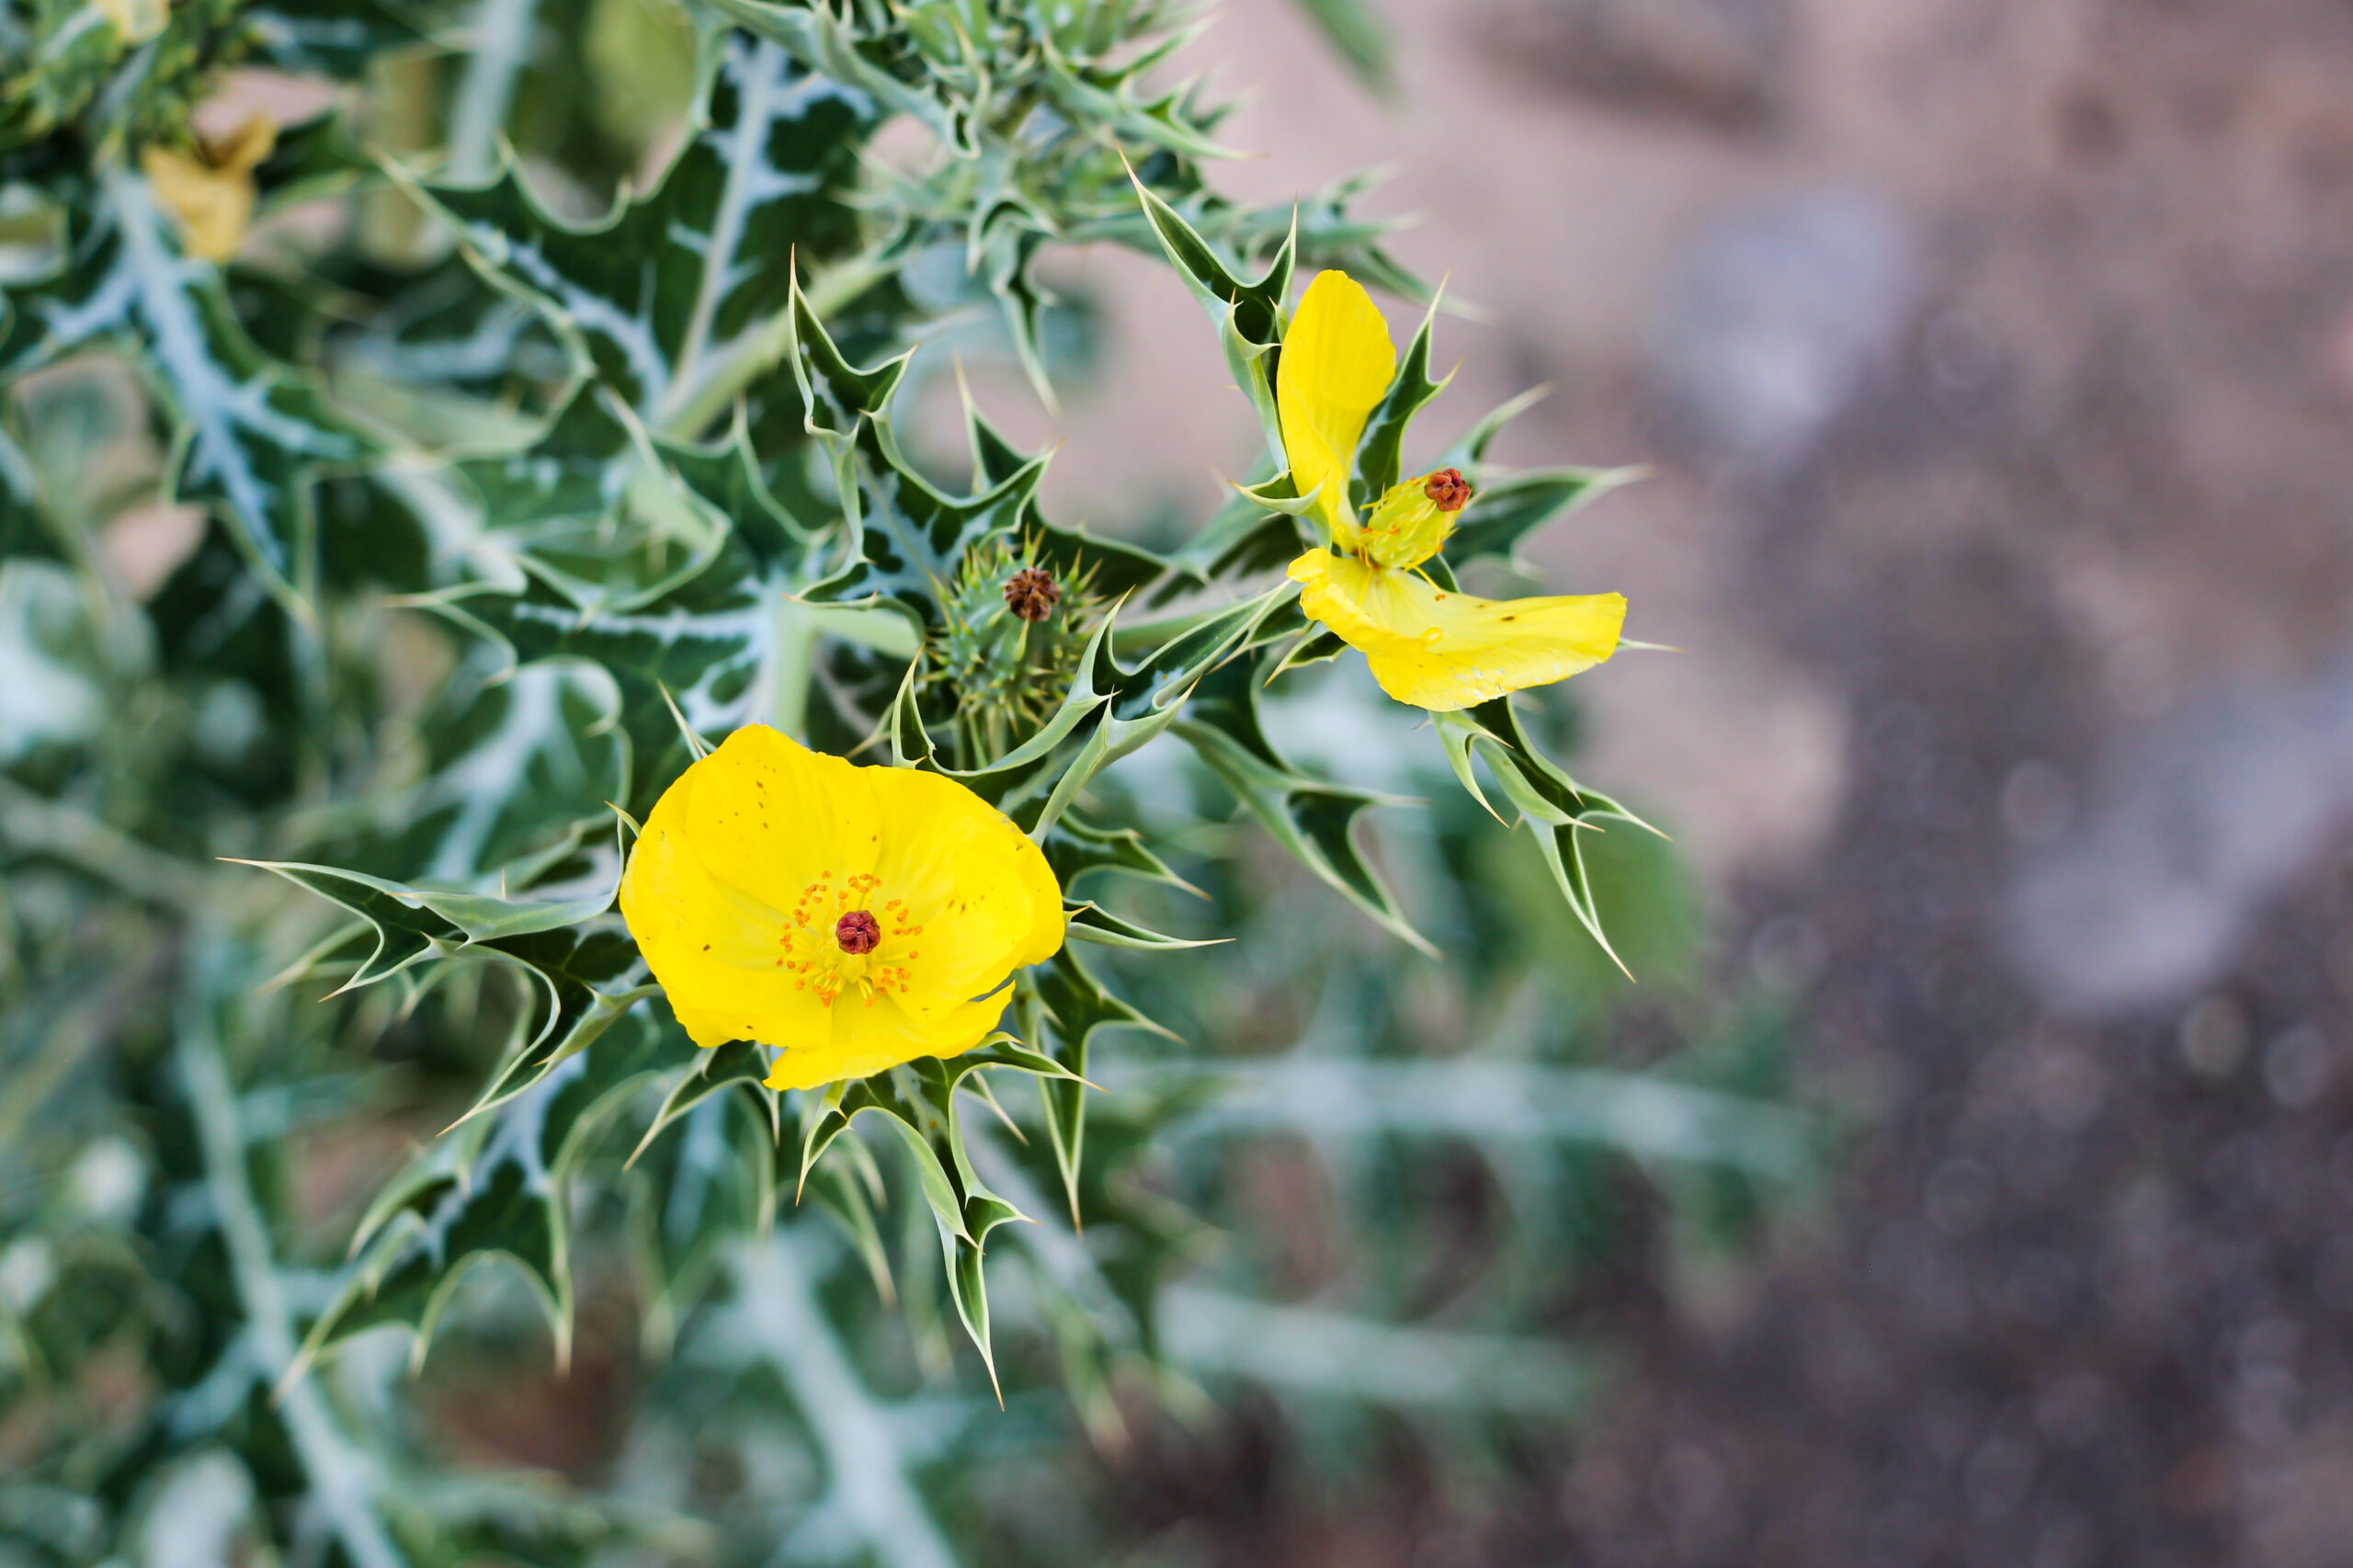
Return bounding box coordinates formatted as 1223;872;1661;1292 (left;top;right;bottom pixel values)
1442;466;1639;568
1431;696;1659;972
410;34;877;422
1174;650;1431;953
1040;808;1198;896
1351;293;1449;508
297;1006;683;1369
4;168;381;611
1020;947;1172;1228
1063;900;1225;952
1284;0;1393;87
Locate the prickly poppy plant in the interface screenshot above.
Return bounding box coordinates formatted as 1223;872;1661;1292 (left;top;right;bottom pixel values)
0;1;1811;1562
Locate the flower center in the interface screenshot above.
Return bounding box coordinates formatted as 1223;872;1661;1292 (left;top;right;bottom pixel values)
776;872;923;1007
835;909;881;954
1423;468;1472;512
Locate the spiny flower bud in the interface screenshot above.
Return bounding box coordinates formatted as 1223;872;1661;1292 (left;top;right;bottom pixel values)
1423;468;1472;511
1003;566;1060;622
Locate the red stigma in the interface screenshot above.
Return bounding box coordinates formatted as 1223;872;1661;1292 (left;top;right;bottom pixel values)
835;910;881;954
1424;468;1472;512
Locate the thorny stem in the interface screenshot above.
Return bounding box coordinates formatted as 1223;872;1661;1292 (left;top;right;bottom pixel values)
179;976;411;1568
1107;581;1302;660
661;37;787;429
99;166;337;784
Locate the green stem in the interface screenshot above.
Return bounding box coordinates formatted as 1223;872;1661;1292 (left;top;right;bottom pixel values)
0;777;209;912
954;710;982;771
1140;1057;1813;1178
0;1001;97;1153
445;0;540;183
1108;583;1299;659
730;1233;961;1568
768;595;820;740
1157;1285;1597;1415
178;981;412;1568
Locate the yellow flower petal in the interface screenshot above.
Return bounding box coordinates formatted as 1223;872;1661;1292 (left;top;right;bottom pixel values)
685;723;881;905
142;147;256;263
763;983;1013;1091
620;724;1066;1087
95;0;168;44
139;116;278;264
1277;270;1395;549
619;761;830;1048
208;115;279;176
865;763;1064;997
1289;547;1391;647
1008;831;1068;969
1291;550;1626;711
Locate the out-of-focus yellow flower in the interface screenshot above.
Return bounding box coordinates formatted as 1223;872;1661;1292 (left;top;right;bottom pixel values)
619;725;1065;1091
141;114;277;263
1278;269;1627;712
94;0;168;44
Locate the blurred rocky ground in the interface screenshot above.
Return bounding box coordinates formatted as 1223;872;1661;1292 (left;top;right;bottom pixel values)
996;0;2353;1562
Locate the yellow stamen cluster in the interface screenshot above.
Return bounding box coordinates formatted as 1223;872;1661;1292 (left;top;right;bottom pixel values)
776;871;921;1008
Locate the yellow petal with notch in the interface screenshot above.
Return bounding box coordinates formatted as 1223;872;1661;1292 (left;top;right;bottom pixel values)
1277;270;1395;548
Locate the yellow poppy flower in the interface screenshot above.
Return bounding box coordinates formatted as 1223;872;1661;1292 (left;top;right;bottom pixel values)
618;725;1065;1090
1277;269;1628;712
141;114;278;263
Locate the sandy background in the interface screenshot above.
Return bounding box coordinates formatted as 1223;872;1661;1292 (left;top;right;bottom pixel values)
985;2;2353;1562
